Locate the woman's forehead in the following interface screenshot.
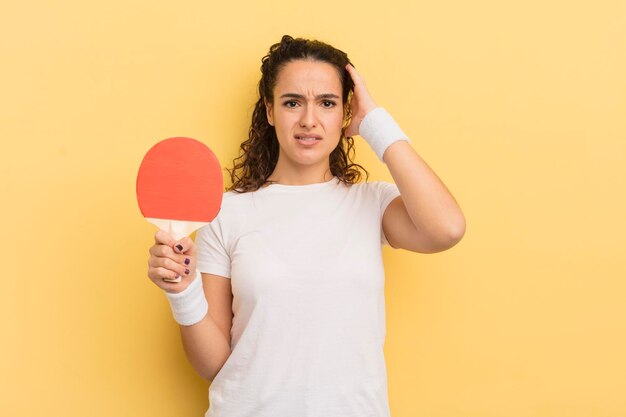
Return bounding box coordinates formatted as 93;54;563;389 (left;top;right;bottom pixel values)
275;60;342;95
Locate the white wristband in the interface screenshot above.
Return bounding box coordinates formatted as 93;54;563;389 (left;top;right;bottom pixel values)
165;270;208;326
358;107;410;163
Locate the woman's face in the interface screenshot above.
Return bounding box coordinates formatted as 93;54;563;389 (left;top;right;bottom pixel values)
265;59;345;169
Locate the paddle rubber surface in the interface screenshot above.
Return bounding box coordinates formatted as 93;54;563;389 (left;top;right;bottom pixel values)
136;137;223;222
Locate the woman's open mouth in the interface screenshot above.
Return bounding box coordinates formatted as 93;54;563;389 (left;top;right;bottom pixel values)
295;134;322;146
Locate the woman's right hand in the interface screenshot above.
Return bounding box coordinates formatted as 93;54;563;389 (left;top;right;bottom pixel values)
147;230;197;294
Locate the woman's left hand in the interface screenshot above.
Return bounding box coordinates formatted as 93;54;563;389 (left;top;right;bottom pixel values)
344;63;378;137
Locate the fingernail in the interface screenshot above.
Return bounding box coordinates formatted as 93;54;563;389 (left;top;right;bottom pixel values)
184;269;190;275
176;244;184;252
184;258;190;265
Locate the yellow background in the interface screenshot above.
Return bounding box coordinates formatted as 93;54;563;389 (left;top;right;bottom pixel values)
2;0;625;416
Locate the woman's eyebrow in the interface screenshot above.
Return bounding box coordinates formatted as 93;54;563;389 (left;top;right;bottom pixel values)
280;93;340;99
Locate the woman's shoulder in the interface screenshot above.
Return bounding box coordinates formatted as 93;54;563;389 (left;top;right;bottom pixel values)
220;189;254;205
348;178;396;191
217;188;266;211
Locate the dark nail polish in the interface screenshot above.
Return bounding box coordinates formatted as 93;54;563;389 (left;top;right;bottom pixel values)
176;244;183;252
184;258;190;265
184;268;190;275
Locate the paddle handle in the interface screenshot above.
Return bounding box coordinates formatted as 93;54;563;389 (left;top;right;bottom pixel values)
146;218;209;283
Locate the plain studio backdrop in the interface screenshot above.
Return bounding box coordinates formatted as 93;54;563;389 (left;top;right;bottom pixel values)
1;0;624;416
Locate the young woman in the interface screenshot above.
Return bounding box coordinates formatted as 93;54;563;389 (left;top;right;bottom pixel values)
147;35;465;417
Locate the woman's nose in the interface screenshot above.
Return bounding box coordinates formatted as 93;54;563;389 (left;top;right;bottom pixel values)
299;106;317;127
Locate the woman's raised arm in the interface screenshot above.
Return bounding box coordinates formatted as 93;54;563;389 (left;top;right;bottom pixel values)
345;64;466;253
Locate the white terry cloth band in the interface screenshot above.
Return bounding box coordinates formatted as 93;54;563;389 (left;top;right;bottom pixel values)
358;107;410;163
165;270;208;326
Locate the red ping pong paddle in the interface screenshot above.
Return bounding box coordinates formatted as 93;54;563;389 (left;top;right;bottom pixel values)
136;137;223;282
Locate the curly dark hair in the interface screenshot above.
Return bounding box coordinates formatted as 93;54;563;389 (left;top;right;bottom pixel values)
225;35;369;193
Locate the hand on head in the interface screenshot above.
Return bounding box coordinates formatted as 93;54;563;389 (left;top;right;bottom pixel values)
344;64;378;138
147;230;197;293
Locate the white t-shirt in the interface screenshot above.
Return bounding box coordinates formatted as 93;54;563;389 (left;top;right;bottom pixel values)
196;176;401;417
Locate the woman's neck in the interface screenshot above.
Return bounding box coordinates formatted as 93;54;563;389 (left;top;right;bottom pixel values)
264;168;334;186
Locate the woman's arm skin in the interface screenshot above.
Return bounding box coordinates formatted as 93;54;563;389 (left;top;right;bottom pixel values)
179;275;233;382
149;231;233;381
345;64;466;253
382;141;466;253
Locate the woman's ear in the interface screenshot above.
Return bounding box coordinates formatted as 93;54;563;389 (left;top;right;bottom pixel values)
264;98;274;126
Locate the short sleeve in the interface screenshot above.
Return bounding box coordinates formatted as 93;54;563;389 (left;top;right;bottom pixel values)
195;217;231;279
377;181;401;247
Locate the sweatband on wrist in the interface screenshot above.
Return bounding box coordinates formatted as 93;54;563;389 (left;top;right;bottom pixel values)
165;270;208;326
358;107;410;163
